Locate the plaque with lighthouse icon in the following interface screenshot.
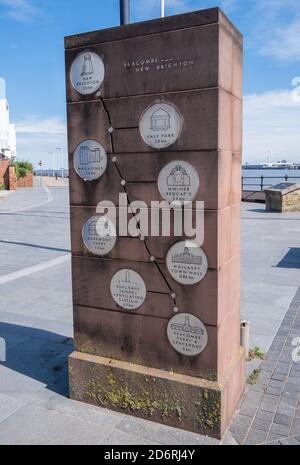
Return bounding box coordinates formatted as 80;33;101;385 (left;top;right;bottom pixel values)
139;102;182;149
82;216;116;256
110;269;147;310
70;51;105;95
166;241;208;285
167;313;208;356
158;160;200;204
73;139;107;181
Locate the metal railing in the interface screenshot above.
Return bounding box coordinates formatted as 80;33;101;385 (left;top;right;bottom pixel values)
242;175;300;192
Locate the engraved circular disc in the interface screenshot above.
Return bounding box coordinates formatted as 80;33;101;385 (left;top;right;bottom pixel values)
158;160;200;204
110;269;147;310
73;139;107;181
166;241;208;285
70;51;105;95
139;102;182;149
167;313;208;356
82;216;116;256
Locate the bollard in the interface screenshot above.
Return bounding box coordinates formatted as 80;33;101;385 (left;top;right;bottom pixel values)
241;320;250;360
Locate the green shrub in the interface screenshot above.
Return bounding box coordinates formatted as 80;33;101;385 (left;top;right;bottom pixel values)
0;183;5;191
10;160;33;180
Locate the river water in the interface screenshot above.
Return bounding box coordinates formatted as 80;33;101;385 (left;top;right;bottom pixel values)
242;169;300;191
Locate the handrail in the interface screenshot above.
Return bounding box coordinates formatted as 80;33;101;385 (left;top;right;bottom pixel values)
242;175;300;192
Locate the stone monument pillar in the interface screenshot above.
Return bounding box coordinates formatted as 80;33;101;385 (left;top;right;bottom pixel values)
65;7;244;439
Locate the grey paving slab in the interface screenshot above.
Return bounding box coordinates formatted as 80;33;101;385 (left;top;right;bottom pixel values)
0;393;27;423
230;283;300;445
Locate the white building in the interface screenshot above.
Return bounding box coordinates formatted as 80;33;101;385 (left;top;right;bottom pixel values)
0;78;16;160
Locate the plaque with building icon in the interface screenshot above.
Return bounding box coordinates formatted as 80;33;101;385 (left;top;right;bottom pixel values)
158;160;200;204
73;139;107;181
167;313;208;356
166;241;208;285
110;269;147;310
70;51;105;95
139;102;182;149
82;216;116;256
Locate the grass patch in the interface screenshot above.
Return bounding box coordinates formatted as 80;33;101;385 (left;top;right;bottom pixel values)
249;346;265;360
247;368;262;385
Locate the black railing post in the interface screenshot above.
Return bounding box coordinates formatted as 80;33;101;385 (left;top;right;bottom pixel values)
260;175;264;192
120;0;130;25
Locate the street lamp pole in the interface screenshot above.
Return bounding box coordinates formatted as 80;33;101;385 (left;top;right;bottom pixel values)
56;147;64;179
49;152;54;177
120;0;130;25
161;0;165;18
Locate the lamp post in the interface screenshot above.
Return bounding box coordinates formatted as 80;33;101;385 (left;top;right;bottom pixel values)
120;0;130;25
161;0;165;18
56;147;64;179
49;152;55;177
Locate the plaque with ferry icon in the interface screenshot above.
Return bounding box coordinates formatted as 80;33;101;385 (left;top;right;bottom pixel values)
73;139;107;181
166;241;208;285
167;313;208;356
82;216;116;256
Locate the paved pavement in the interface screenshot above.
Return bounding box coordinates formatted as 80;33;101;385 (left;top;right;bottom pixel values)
230;287;300;445
0;183;299;445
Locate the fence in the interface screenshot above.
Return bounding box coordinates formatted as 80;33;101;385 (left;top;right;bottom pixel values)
242;175;300;192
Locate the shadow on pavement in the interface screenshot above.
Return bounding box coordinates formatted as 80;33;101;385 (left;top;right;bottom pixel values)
0;322;74;397
277;248;300;269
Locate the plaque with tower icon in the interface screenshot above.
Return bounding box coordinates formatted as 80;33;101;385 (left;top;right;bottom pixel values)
82;216;116;256
167;313;208;356
158;160;200;204
70;51;105;95
110;269;147;310
166;241;208;285
73;139;107;181
139;102;182;149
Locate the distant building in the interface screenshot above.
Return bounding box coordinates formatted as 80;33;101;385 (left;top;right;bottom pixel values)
79;146;102;165
167;165;191;186
0;78;16;160
172;247;202;265
150;107;171;131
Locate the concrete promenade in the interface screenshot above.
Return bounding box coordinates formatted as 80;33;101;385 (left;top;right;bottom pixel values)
0;182;299;445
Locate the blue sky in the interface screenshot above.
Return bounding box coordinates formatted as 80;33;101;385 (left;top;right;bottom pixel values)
0;0;299;167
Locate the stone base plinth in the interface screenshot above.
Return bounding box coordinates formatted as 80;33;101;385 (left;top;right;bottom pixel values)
69;349;245;440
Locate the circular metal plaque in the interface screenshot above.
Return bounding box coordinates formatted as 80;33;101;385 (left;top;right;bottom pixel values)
70;51;105;95
158;160;200;204
139;102;182;149
166;241;208;285
82;216;116;256
73;139;107;181
110;269;147;310
167;313;208;356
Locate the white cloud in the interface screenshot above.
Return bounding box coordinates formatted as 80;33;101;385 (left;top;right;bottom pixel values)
247;0;300;62
244;87;300;162
261;15;300;61
0;0;40;22
15;116;67;169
